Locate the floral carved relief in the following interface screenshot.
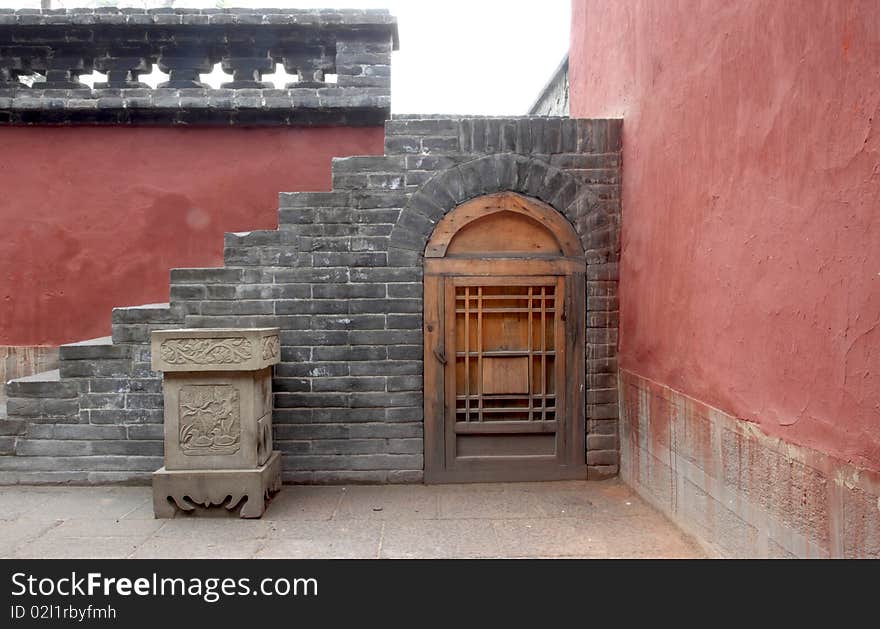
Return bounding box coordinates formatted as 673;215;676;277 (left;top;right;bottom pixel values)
160;337;253;365
261;335;280;361
179;385;241;455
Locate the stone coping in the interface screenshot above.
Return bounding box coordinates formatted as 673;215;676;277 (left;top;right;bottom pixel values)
0;87;389;126
151;328;280;373
0;8;397;34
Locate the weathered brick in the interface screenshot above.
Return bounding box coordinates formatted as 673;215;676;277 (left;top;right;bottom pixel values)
351;361;421;376
311;408;387;423
312;346;387;362
6;377;76;399
386;375;421;392
384;135;420;154
388;345;421;360
349;299;422;314
171;268;242;284
350;392;421;408
587;434;619;451
276;299;348;315
386;314;421;330
312;284;385;299
421;135;459;153
387;283;421;298
587;403;619;419
275;393;351;409
0;419;27;436
80;393;126;410
586;449;618;466
277;362;349;378
587;419;619;436
60;339;130;360
312;377;385;393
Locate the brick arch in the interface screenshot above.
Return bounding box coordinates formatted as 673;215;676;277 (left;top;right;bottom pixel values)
389;153;608;261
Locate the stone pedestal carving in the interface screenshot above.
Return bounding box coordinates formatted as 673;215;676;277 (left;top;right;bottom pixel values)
150;328;282;518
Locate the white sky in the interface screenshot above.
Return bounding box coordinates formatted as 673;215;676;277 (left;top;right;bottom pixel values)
1;0;570;114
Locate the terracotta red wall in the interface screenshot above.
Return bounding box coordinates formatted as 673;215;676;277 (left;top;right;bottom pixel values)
0;126;384;347
570;0;880;470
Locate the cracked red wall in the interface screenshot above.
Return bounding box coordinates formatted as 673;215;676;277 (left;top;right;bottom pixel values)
570;0;880;470
0;126;384;347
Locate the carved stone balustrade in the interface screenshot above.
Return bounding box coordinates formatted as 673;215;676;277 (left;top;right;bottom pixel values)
92;49;152;88
150;328;282;519
0;8;397;125
42;52;92;89
220;44;275;89
281;45;336;88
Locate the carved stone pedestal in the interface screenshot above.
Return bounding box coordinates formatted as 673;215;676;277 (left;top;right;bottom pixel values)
153;451;282;519
150;328;282;519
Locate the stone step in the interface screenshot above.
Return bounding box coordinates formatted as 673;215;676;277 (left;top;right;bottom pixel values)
278;190;351;210
277;192;348;227
111;303;182;325
4;369;80;425
330;155;408;190
331;155;406;175
223;230;283;249
59;336;129;361
110;303;186;345
5;369;75;399
223;231;315;266
58;336;132;380
223;229;391;267
170;267;250;286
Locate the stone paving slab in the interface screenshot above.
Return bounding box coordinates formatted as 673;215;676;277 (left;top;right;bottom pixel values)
0;479;707;559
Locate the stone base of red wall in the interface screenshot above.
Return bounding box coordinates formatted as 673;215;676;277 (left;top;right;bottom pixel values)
1;346;59;406
619;369;880;558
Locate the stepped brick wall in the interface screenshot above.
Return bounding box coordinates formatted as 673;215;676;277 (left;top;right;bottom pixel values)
1;116;623;485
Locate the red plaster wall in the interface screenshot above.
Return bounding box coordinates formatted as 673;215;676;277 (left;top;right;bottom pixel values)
570;0;880;470
0;126;384;347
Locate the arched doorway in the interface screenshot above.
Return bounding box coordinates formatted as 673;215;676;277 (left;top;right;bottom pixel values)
423;192;587;483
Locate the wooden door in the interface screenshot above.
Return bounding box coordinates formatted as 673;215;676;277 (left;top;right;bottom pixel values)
424;193;587;483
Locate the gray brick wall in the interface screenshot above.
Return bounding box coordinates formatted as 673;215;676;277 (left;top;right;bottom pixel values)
0;116;622;484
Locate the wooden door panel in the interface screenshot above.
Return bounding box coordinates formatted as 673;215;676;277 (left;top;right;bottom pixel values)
456;433;556;457
482;357;529;394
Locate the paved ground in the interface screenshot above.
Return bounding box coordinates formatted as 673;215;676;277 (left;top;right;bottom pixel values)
0;479;706;559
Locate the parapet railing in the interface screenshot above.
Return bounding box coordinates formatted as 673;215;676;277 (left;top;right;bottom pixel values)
0;8;398;125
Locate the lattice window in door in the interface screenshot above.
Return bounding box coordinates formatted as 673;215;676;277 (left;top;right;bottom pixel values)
454;281;561;424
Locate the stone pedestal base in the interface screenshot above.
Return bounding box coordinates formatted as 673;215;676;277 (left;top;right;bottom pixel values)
153;450;282;519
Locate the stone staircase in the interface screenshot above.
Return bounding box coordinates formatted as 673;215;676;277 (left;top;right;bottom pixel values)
1;116;623;485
